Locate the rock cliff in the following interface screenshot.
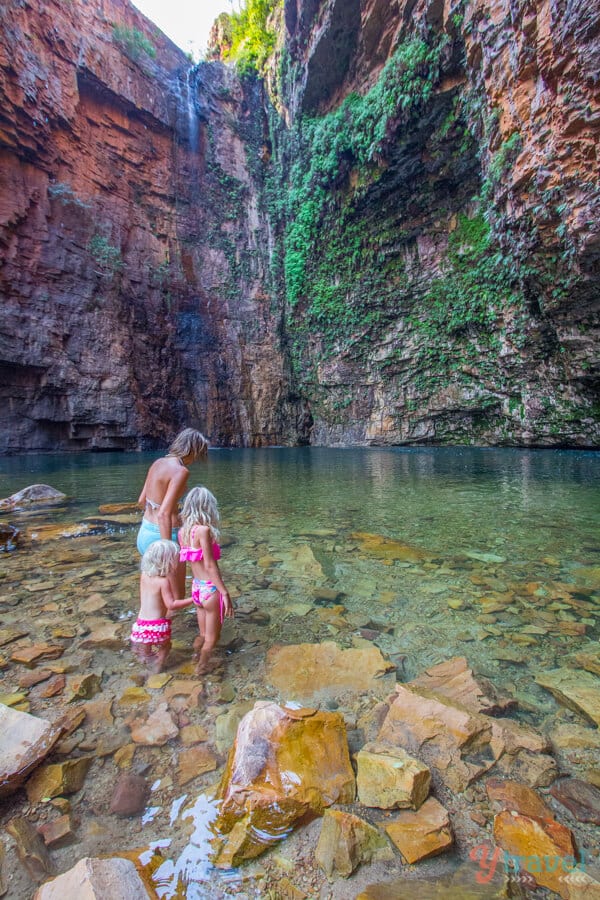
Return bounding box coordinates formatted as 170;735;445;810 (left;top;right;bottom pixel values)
0;0;598;451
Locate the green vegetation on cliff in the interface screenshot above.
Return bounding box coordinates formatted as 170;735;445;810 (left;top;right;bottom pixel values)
221;0;281;73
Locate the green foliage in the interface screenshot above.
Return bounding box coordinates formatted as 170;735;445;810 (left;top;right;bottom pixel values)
88;234;123;277
282;37;446;311
112;24;156;61
222;0;280;74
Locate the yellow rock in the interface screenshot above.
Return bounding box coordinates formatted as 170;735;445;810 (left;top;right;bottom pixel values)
356;744;431;810
26;758;93;802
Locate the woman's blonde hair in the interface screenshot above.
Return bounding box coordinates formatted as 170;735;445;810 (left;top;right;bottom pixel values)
180;486;220;544
141;539;179;577
168;428;208;462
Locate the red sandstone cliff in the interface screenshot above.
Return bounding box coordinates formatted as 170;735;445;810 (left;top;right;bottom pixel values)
0;0;301;451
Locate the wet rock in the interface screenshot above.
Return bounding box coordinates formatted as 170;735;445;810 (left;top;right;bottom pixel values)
377;683;496;793
0;842;6;895
486;778;554;820
384;796;454;864
33;857;151;899
550;723;600;751
7;816;55;882
356;743;431;810
0;627;29;647
0;523;20;550
490;717;557;787
177;745;218;785
313;587;345;604
26;757;93;802
535;668;600;726
34;675;66;700
11;644;65;667
356;860;515;898
350;531;432;563
109;773;150;817
275;544;324;580
266;641;395;704
315;808;392;880
79;624;124;649
129;703;179;745
67;672;102;701
211;701;355;867
0;485;66;509
180;724;209;745
215;701;255;752
0;704;61;797
493;809;576;897
550;778;600;825
409;656;516;716
573;652;600;678
37;814;74;847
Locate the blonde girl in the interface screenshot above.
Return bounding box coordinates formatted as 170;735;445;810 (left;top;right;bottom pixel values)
179;486;234;673
131;539;193;672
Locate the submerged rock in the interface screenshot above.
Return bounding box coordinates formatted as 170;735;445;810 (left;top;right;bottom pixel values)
26;757;93;802
211;701;355;867
7;816;54;882
315;809;392;880
409;656;516;716
266;640;395;704
0;704;61;798
536;668;600;726
550;778;600;825
109;774;150;817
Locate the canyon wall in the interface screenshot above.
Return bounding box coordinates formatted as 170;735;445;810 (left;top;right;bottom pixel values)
0;0;598;451
0;0;303;452
259;0;600;446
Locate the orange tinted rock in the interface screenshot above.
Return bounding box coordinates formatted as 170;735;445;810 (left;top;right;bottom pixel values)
266;641;395;704
486;778;554;820
315;809;392;880
212;701;355;867
493;810;576;897
385;796;454;864
410;656;515;715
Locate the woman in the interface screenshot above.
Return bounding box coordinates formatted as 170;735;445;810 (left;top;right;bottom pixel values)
137;428;208;597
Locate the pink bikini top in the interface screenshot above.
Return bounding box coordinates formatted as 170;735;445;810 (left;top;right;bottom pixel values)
179;526;221;563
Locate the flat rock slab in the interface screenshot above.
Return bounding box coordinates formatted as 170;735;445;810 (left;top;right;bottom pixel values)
266;641;395;703
33;857;151;899
0;704;61;798
385;796;453;864
535;667;600;726
409;656;515;716
550;778;600;825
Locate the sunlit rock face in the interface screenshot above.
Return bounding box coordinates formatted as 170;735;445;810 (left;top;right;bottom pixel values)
211;701;356;867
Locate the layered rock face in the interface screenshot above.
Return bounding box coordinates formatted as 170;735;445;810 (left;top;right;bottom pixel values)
265;0;600;446
0;0;302;451
1;0;598;451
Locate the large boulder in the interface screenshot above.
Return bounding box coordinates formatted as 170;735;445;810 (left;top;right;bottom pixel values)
0;485;67;510
0;704;61;798
211;701;355;867
33;857;152;899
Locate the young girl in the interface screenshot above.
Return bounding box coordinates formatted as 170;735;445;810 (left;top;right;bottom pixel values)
179;486;234;674
131;540;193;673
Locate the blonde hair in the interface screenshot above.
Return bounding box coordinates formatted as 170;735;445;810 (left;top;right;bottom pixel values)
180;486;220;545
168;428;208;462
141;539;179;577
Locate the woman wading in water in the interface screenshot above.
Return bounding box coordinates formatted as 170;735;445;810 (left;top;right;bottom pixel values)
137;428;208;597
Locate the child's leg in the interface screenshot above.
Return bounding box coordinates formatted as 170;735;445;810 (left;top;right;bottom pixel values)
194;606;206;652
149;639;171;674
196;594;222;674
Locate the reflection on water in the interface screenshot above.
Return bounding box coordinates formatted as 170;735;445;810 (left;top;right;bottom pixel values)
0;447;599;897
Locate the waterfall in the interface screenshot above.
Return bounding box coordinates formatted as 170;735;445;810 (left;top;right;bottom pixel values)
185;67;199;153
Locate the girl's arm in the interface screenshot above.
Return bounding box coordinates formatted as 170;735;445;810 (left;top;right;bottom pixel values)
196;526;234;617
161;578;193;612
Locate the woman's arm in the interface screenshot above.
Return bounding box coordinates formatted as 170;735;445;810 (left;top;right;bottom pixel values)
157;467;188;539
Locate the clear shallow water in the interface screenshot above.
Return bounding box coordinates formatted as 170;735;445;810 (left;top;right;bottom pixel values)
0;447;599;897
